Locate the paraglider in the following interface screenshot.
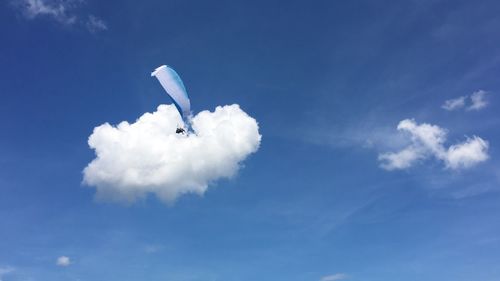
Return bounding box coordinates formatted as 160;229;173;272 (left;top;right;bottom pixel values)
151;65;191;133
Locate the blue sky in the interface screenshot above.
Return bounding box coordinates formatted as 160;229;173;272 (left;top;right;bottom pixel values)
1;0;500;280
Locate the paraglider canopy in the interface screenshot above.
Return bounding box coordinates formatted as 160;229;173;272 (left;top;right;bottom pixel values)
151;65;191;120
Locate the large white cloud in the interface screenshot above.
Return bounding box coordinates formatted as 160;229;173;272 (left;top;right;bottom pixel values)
83;104;261;204
378;119;488;170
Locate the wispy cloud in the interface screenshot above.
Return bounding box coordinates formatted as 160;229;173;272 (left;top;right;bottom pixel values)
451;182;499;199
11;0;107;32
442;96;466;111
13;0;81;24
320;273;348;281
86;14;107;33
0;266;15;281
143;244;163;254
467;90;488;111
442;90;489;111
378;119;489;170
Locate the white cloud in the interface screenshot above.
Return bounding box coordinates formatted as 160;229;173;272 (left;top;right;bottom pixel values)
446;136;489;169
56;256;71;267
467;89;488;111
442;90;489;112
83;104;261;204
0;267;15;281
442;96;466;111
12;0;107;32
86;14;107;33
379;119;488;170
378;146;424;170
397;119;447;155
320;273;348;281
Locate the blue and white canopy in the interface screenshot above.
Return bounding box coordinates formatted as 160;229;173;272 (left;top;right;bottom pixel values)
151;65;191;119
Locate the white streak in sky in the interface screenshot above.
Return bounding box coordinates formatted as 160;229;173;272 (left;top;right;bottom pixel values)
320;273;349;281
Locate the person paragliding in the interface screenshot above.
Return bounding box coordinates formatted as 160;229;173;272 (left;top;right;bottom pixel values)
151;65;191;134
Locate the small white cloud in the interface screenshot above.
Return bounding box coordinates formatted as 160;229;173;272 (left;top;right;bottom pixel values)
320;273;348;281
83;104;261;204
378;146;424;170
0;267;15;281
86;15;107;33
467;90;488;111
56;256;71;267
379;119;488;170
443;90;489;112
442;96;466;111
